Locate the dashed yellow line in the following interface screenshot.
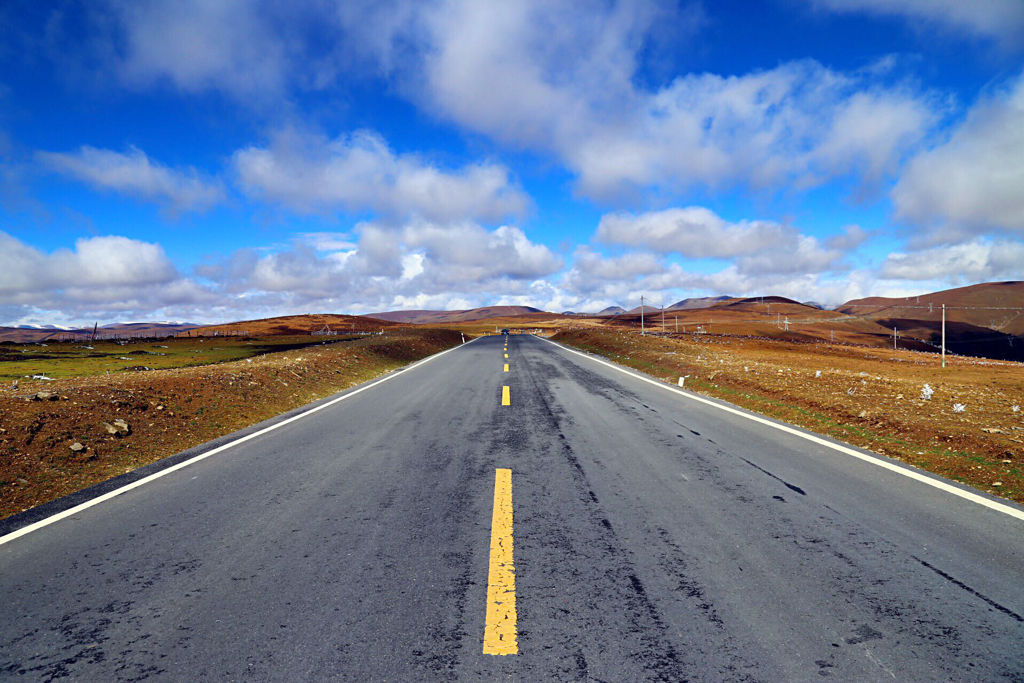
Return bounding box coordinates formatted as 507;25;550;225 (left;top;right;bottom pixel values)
503;363;509;372
501;385;510;405
483;468;517;655
504;353;508;359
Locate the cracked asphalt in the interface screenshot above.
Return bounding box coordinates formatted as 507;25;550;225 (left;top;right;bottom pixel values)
2;334;1023;680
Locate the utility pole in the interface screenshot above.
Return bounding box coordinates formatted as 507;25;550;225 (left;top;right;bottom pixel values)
941;304;946;368
641;295;645;334
893;326;897;351
675;317;678;333
661;302;665;332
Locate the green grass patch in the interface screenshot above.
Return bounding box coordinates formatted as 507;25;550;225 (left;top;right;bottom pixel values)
0;335;367;381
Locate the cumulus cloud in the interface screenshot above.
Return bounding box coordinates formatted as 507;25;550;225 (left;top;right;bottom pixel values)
401;2;937;198
808;0;1024;46
86;1;939;199
892;72;1024;242
735;235;842;276
233;128;529;223
595;207;842;275
880;239;1024;282
195;220;560;314
597;207;787;258
0;232;177;295
37;146;225;213
826;224;871;251
573;248;663;281
113;0;294;96
401;222;561;281
0;231;212;323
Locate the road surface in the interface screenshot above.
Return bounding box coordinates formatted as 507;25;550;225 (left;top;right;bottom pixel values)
2;334;1023;680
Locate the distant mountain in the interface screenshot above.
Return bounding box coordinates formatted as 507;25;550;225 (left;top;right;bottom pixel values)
626;305;662;315
725;296;802;307
365;305;544;324
598;306;626;315
667;296;732;311
0;321;199;343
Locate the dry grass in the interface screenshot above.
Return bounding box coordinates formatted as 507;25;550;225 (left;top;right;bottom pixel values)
553;327;1024;503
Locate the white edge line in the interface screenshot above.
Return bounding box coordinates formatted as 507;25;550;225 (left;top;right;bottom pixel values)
0;336;482;547
537;335;1024;522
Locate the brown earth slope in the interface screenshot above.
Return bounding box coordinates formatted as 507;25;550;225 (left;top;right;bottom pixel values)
187;313;402;337
0;329;462;519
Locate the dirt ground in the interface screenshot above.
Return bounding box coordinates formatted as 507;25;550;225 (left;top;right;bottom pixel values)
554;328;1024;504
0;329;462;520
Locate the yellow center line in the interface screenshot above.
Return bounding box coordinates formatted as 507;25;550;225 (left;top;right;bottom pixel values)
501;385;510;405
504;353;508;359
483;468;517;655
503;363;509;372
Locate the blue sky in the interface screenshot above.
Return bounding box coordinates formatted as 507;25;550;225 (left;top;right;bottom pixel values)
1;0;1023;326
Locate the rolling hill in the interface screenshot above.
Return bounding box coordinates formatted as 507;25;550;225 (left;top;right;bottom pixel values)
668;295;733;310
364;305;543;324
186;314;403;337
839;281;1024;361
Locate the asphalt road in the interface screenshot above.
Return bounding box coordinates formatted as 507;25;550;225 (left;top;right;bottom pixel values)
2;334;1023;681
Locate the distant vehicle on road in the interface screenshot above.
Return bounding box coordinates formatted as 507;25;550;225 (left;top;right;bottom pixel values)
501;328;510;335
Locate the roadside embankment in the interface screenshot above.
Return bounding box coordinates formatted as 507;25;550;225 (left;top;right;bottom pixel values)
0;329;463;519
553;328;1024;504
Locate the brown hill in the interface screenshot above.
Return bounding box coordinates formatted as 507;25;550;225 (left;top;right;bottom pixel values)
625;305;664;315
667;295;733;310
839;281;1024;361
598;296;930;350
187;314;403;337
365;305;543;324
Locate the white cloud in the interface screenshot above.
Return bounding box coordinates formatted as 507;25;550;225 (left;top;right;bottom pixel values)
0;231;212;323
113;0;292;96
401;222;561;280
892;72;1024;242
809;0;1024;46
826;224;871;251
573;248;663;281
233;128;529;223
597;207;783;257
735;235;842;276
595;207;841;271
194;220;560;313
37;146;225;213
880;239;1024;282
406;2;937;198
0;232;178;295
90;1;939;199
